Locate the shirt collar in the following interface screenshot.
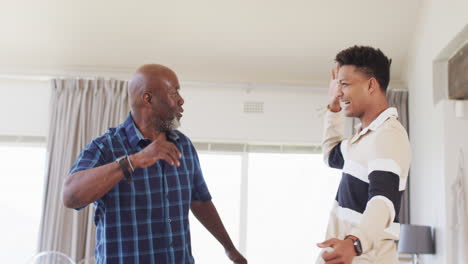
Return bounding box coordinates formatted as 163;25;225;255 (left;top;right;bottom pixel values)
123;113;180;148
351;107;398;143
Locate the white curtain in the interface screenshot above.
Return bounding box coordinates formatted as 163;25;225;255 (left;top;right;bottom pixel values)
38;78;129;262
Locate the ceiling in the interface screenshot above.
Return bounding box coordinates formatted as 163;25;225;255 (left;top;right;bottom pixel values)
0;0;421;86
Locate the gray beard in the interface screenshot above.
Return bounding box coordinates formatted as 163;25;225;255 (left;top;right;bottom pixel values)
155;116;180;132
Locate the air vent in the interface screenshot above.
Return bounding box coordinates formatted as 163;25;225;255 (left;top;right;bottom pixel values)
243;101;264;113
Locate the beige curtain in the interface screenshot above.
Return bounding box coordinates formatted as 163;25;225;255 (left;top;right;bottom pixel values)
387;89;410;224
39;78;130;262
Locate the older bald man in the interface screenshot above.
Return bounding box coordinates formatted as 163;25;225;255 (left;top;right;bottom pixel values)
63;64;246;264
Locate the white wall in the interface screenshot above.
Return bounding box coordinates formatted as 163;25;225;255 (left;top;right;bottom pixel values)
0;78;328;145
443;101;468;264
0;78;50;137
180;85;328;145
405;0;468;263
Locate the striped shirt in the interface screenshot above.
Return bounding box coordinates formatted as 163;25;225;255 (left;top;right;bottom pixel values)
69;113;212;264
321;107;411;263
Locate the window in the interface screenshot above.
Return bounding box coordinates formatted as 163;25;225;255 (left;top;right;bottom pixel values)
188;146;341;263
0;141;340;263
246;153;340;263
0;144;47;263
190;153;242;263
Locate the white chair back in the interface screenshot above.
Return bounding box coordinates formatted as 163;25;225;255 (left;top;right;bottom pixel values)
25;251;75;264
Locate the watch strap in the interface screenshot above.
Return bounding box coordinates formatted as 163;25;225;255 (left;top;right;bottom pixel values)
345;235;362;256
116;156;133;183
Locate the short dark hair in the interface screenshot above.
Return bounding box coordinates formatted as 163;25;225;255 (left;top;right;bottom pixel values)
335;45;392;92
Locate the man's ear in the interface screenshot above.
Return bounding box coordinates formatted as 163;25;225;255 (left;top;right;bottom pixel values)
143;92;152;104
368;77;379;94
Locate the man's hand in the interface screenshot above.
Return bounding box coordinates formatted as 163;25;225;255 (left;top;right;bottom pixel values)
191;201;245;263
130;137;181;169
225;247;247;264
328;64;342;113
317;238;356;264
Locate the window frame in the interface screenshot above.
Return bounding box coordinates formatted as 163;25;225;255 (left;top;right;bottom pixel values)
194;142;323;257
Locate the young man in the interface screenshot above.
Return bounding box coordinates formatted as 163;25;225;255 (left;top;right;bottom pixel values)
317;46;411;264
63;64;247;264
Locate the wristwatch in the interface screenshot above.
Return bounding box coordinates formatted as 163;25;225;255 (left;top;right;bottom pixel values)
116;155;133;183
345;235;363;256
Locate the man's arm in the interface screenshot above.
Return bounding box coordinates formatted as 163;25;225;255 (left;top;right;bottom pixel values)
318;194;395;263
347;129;411;253
63;162;125;208
323;66;346;169
63;137;182;209
320;171;400;264
191;201;247;264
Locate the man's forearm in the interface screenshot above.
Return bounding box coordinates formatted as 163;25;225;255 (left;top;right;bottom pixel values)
62;161;125;208
322;109;345;161
349;197;393;254
190;200;236;250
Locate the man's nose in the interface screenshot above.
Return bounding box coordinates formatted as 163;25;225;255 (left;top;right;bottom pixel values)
336;85;344;98
178;95;185;106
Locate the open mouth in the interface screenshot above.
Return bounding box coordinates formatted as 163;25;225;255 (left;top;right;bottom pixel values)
340;100;351;109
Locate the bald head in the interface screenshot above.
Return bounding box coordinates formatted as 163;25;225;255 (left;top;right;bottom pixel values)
127;64;184;133
128;64;178;112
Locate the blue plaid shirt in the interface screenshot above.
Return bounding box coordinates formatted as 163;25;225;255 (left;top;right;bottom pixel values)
70;113;212;264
